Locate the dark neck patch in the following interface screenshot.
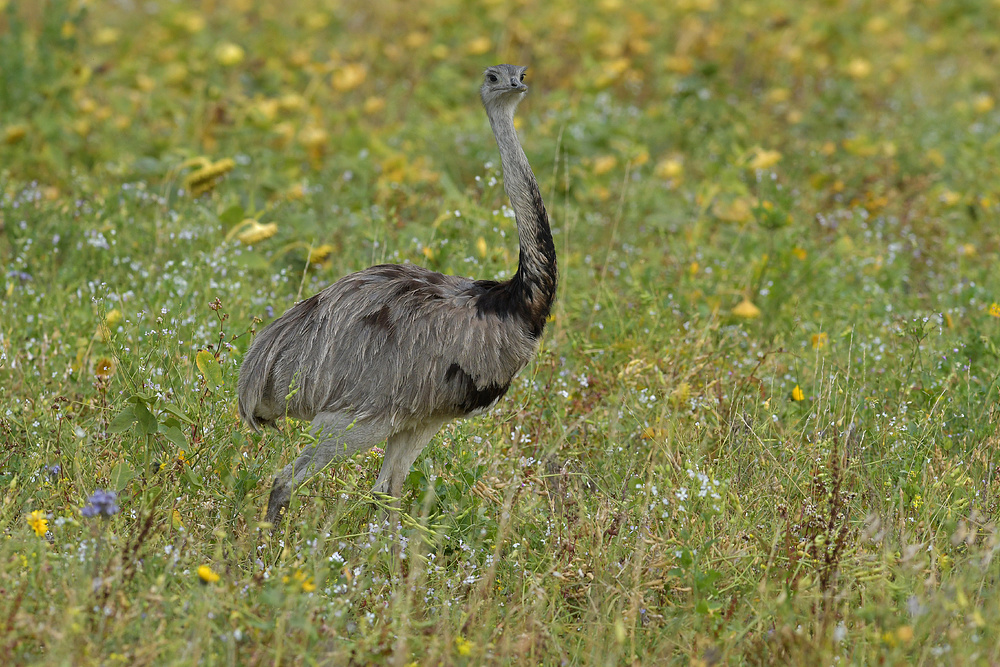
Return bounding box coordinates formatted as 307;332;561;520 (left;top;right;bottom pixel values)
445;362;511;413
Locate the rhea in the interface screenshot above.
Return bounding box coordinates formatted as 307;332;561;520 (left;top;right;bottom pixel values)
237;64;556;525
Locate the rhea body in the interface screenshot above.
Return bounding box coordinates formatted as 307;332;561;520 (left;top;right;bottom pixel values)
237;65;557;524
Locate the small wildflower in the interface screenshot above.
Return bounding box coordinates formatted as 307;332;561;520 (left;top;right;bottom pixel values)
94;357;116;380
331;63;367;91
81;489;119;518
940;190;961;206
896;626;914;643
846;58;872;79
184;157;235;196
104;309;122;328
454;635;474;656
363;96;386;114
4;123;29;145
988;302;1000;318
94;26;120;45
27;510;48;537
732;298;761;319
655;157;683;180
298;125;328;150
972;94;995;114
749;147;782;170
214;42;245;66
465;36;492;56
198;565;221;584
280;569;316;592
811;332;829;349
791;385;805;402
592;155;618;175
308;244;334;264
236;220;278;245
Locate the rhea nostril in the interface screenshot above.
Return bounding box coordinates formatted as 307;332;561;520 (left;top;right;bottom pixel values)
510;79;518;87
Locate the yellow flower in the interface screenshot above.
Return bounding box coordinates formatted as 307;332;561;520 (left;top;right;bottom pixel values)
940;190;961;206
236;220;278;245
972;94;995;114
184;158;235;197
749;147;782;170
988;302;1000;318
655;158;683;179
925;148;945;167
791;385;805;402
811;332;829;350
282;569;316;592
465;36;492;56
896;625;914;643
713;198;753;223
94;26;120;45
27;510;48;537
105;309;122;328
97;308;123;341
308;244;334;264
363;96;386;114
4;123;28;145
476;237;488;258
732;298;761;319
94;356;117;380
592;155;617;175
332;63;367;92
846;58;872;79
176;11;206;33
214;42;245;66
197;565;220;583
454;635;474;656
297;125;328;150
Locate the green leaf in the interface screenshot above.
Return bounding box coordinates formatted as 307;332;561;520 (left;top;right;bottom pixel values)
196;350;224;389
159;423;187;450
181;467;203;490
134;401;158;435
219;203;245;227
111;461;136;491
129;390;157;405
161;403;195;425
107;405;138;433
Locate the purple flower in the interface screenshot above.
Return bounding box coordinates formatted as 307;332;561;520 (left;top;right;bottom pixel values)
82;489;119;518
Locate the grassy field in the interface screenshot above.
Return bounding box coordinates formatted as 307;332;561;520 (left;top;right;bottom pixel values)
2;0;1000;664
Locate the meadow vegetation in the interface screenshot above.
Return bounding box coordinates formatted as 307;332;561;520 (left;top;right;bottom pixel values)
2;0;1000;663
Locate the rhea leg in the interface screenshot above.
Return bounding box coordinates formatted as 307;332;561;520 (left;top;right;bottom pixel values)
266;412;392;525
372;419;446;511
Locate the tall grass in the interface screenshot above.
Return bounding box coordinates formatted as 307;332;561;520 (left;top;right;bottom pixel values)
2;0;999;664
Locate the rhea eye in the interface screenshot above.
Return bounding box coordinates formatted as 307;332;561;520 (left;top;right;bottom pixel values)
487;74;498;83
519;73;525;82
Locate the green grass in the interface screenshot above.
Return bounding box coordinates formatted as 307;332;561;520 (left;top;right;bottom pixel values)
2;0;1000;664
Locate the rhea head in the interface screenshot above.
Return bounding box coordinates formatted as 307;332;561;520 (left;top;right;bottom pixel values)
480;64;528;114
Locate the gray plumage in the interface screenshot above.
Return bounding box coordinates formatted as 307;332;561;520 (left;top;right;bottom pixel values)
237;64;557;525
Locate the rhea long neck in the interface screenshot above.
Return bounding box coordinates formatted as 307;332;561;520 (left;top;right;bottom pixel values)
485;101;558;329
